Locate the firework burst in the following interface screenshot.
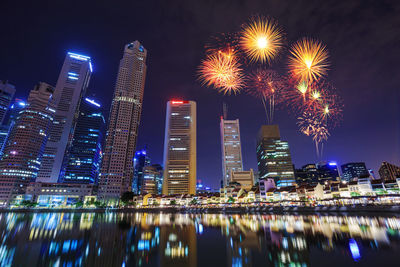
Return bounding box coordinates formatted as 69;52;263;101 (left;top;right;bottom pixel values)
198;50;245;95
240;16;284;64
288;38;329;83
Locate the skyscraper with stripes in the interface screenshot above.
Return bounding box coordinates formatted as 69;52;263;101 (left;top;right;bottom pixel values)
98;41;147;200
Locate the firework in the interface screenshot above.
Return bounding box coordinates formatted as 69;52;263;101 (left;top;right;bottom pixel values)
248;68;286;123
198;50;245;95
288;38;329;83
240;16;284;64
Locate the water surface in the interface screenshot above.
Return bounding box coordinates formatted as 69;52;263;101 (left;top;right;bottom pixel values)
0;212;399;266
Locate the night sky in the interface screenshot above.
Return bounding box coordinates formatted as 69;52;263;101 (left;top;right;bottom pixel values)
1;0;399;189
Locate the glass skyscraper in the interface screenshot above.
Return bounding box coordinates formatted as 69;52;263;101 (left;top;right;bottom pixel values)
60;97;105;184
133;148;151;194
37;52;92;183
0;81;16;125
256;125;295;187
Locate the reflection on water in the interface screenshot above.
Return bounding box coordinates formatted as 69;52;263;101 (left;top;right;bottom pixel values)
0;212;399;266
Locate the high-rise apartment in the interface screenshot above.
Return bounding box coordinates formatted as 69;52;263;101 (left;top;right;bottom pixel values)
37;52;92;182
256;125;295;187
0;82;55;205
341;162;369;181
220;118;243;186
0;81;16;125
379;161;400;181
60;97;105;184
162;100;196;195
98;41;147;200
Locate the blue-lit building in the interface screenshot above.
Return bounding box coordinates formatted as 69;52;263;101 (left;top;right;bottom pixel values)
316;161;340;183
133;148;151;194
60;97;104;184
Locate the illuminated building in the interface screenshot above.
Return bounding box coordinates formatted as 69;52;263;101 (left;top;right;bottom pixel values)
162;100;196;195
0;81;16;125
60;97;105;184
141;165;158;194
133;148;151;194
99;41;147;200
256;125;295;187
316;161;340;183
0;82;55;206
341;162;369;182
378;161;400;181
151;163;163;194
37;52;92;183
220;118;243;186
231;169;254;190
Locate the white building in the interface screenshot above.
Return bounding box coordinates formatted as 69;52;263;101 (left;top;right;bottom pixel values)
231;169;254;190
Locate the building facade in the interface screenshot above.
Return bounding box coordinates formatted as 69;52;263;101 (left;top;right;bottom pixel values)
231;169;254;190
60;97;105;184
0;82;55;205
99;41;147;200
341;162;369;181
379;161;400;181
0;81;16;125
37;52;92;183
141;165;158;194
220;118;243;187
256;125;295;187
133;148;151;194
162;100;196;195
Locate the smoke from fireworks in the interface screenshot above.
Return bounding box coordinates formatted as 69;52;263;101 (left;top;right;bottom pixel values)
248;68;286;124
240;16;284;64
198;49;245;95
288;38;329;83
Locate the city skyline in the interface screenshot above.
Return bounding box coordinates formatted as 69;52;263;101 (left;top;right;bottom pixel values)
1;0;399;189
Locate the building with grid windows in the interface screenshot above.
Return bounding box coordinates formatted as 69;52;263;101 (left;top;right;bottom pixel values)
256;125;295;187
162;100;196;195
341;162;369;181
98;41;147;200
0;81;16;125
37;52;92;183
220;118;243;187
379;161;400;181
0;82;55;206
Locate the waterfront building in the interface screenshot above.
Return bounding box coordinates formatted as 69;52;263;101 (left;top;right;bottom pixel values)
220;118;243;186
162;100;196;195
259;178;276;200
133;148;151;194
60;97;105;184
99;41;147;200
0;82;55;206
0;81;16;125
141;165;159;194
231;169;254;190
378;161;400;181
37;52;92;183
256;125;295;187
341;162;369;181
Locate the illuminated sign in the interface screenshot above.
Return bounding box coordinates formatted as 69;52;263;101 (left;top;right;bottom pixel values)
85;98;101;107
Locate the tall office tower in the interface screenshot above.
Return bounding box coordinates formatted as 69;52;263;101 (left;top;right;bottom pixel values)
220;118;243;186
0;83;55;206
256;125;295;187
0;81;16;125
151;163;163;194
341;162;369;181
133;148;151;194
315;161;340;183
162;100;196;195
37;52;92;183
60;97;105;184
98;41;147;200
378;161;400;181
141;165;158;194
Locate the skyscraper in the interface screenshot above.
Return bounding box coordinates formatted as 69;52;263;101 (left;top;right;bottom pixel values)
256;125;295;187
0;82;55;205
220;118;243;186
0;81;16;125
378;161;400;181
133;148;151;194
162;100;196;195
99;41;147;200
341;162;369;181
141;165;158;194
37;52;92;183
60;97;105;184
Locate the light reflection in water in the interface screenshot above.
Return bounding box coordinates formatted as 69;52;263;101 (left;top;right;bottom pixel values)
0;212;398;266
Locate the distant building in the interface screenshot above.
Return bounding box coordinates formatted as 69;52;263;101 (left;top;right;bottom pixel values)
0;81;16;125
315;161;340;183
141;165;158;194
295;162;340;185
341;162;369;181
379;161;400;181
220;118;243;187
151;164;163;194
295;164;319;185
231;169;254;190
37;52;93;183
99;41;147;200
256;125;295;187
133;148;151;194
162;100;196;195
0;82;55;206
60;97;105;184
